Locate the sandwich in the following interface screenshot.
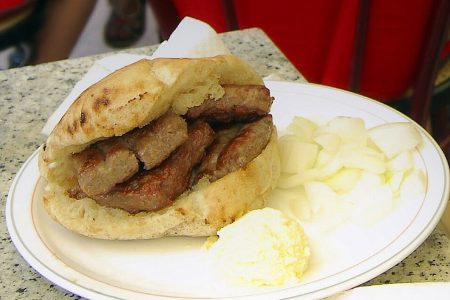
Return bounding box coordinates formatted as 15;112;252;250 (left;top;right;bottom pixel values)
39;55;280;240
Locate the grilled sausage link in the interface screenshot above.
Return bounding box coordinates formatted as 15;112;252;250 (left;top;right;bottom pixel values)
126;112;188;170
73;112;188;195
198;115;273;182
195;125;242;181
92;121;215;214
185;84;273;123
72;138;139;196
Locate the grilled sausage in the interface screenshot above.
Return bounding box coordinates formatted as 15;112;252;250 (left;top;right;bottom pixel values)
196;125;242;181
73;112;188;196
92;121;215;213
73;138;139;196
127;112;188;170
198;115;273;182
185;84;273;123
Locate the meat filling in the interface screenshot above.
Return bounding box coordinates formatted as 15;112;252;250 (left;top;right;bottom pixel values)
73;138;139;196
69;84;274;213
73;112;187;195
126;112;188;170
198;115;273;182
92;121;215;213
196;125;242;181
184;84;273;123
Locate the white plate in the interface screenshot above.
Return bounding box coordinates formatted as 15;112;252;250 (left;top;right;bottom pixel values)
6;82;449;299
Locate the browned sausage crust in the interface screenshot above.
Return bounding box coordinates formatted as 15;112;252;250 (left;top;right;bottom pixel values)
184;84;273;123
92;121;215;213
73;112;188;195
72;138;139;196
70;85;274;215
196;125;242;181
198;115;273;182
127;112;188;170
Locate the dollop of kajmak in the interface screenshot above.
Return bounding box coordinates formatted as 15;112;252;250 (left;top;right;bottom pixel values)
207;207;310;286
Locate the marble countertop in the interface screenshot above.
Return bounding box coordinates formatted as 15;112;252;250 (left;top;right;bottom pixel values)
0;28;448;299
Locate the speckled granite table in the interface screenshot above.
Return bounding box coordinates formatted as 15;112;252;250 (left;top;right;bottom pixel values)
0;28;449;299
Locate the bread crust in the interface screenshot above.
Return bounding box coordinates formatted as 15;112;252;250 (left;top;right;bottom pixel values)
39;55;280;239
42;56;263;165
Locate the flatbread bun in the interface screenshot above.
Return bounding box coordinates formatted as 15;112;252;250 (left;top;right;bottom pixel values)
39;55;280;239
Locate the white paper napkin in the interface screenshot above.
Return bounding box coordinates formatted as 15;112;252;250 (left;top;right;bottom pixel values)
41;17;231;136
151;16;230;59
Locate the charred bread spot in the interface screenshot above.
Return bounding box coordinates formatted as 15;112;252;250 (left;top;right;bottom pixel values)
127;92;147;105
80;111;86;125
127;97;138;105
93;97;110;112
66;124;74;135
176;207;186;216
72;119;79;131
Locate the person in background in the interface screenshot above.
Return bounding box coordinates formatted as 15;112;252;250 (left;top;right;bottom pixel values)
0;0;95;68
104;0;146;48
0;0;40;68
30;0;95;65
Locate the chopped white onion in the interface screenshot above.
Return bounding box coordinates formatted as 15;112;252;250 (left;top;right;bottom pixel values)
269;116;425;231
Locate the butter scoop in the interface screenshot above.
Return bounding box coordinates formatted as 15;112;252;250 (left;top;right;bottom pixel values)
206;207;310;286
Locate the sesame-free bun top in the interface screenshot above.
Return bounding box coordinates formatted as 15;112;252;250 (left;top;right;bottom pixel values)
39;55;280;239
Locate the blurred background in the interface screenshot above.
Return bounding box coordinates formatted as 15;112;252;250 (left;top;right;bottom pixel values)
0;0;449;157
0;0;160;68
71;1;159;60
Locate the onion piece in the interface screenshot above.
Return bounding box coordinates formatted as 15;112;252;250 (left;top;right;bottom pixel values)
368;122;422;159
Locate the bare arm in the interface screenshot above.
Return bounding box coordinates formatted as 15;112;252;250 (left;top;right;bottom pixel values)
30;0;96;64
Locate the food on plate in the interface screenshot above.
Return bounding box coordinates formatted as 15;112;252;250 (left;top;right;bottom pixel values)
39;55;281;239
268;116;426;229
206;207;310;286
368;122;422;159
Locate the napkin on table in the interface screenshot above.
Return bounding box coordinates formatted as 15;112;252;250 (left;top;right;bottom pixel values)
41;17;230;136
